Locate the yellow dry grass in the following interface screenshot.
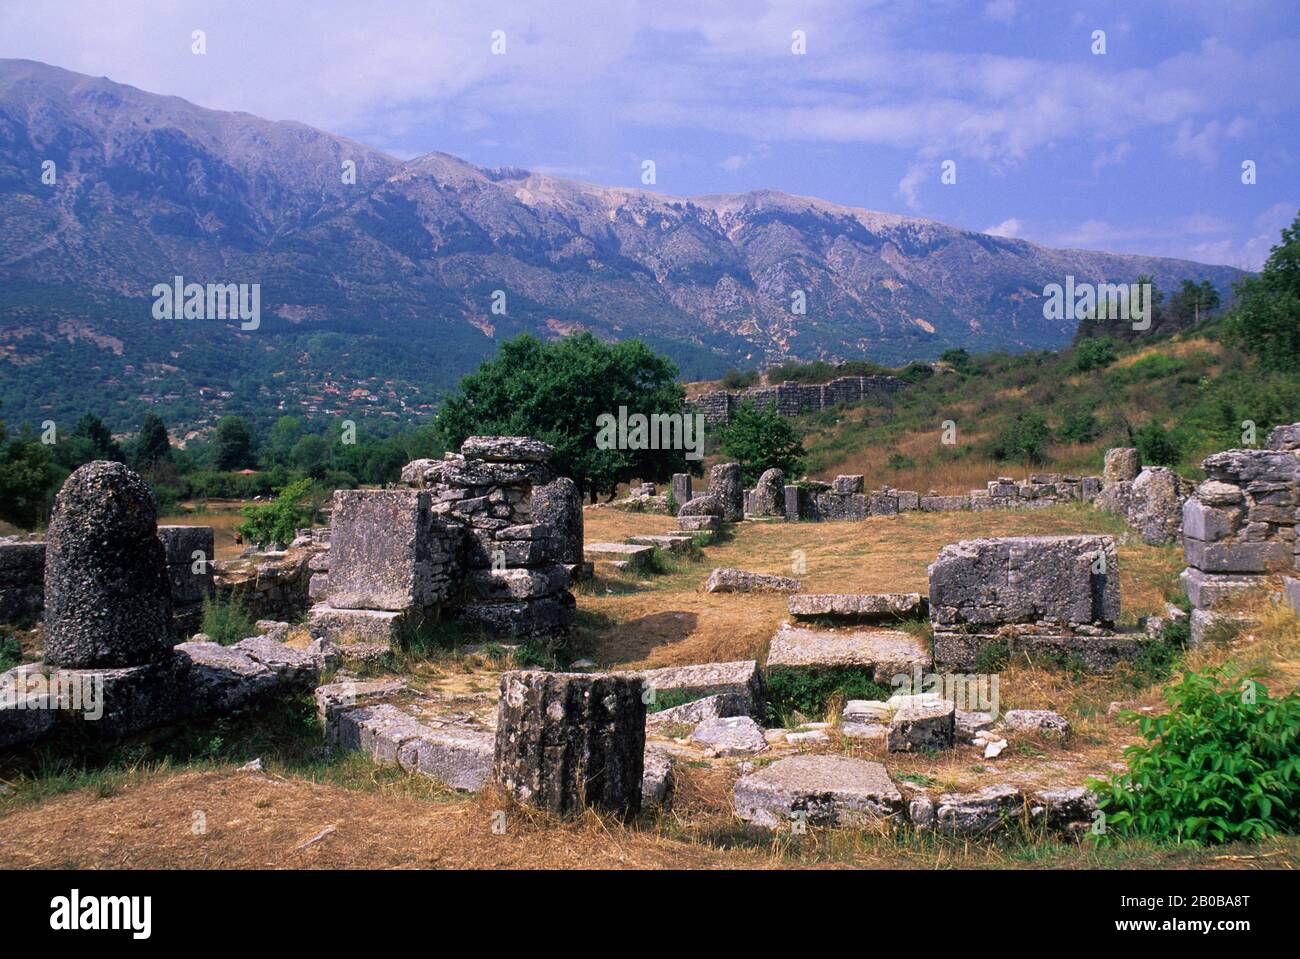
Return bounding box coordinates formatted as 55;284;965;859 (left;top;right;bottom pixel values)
581;503;1178;669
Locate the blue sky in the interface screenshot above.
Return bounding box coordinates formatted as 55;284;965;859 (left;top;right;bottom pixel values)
2;0;1296;268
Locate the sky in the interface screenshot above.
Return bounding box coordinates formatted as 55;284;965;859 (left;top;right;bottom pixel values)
2;0;1296;269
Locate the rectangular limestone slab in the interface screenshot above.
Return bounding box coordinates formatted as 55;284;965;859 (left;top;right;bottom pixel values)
617;660;766;718
788;593;926;620
1179;567;1267;610
932;629;1146;672
584;542;654;567
308;604;430;645
327;489;440;611
928;535;1119;628
766;623;931;684
1183;537;1290;574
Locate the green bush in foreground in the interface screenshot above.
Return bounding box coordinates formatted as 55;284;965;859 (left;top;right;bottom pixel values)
1092;665;1300;845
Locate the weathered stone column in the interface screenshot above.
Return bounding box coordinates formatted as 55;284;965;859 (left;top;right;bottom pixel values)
532;476;583;566
671;473;693;513
709;462;744;522
494;670;645;819
44;461;174;668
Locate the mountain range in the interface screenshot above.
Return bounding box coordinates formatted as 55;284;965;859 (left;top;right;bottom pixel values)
0;58;1247;434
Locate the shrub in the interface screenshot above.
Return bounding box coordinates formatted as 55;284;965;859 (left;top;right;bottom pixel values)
719;368;759;390
1134;422;1184;466
237;478;314;549
989;411;1053;465
1092;665;1300;845
1068;337;1118;373
1058;406;1100;444
200;594;256;646
0;633;22;670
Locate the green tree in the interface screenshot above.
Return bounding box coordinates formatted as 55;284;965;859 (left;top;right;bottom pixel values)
266;416;304;466
1067;337;1118;373
989;410;1052;466
1134;421;1184;466
718;400;806;485
1178;279;1221;326
1225;211;1300;372
435;333;695;501
132;412;172;470
54;412;124;469
0;421;59;530
210;416;256;471
289;434;329;477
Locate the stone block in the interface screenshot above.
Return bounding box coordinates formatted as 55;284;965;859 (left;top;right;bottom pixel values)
174;642;278;716
1103;447;1140;483
787;592;925;621
689;715;769;756
1183;537;1289;573
623;660;767;719
887;698;955;752
936;784;1023;835
766;623;931;685
494;670;645;818
733;755;903;828
704;568;801;593
327;490;441;611
397;726;494;790
928;535;1119;628
1182;499;1240;542
1179;567;1265;610
932;629;1146;672
832;474;865;494
156;525;214;566
461;436;555;463
708;463;744;522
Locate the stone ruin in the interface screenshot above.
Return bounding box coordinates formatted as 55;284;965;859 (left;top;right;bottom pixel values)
309;436;581;648
929;535;1146;671
693;374;905;426
1179;423;1300;643
1096;447;1190;546
1;461;319;750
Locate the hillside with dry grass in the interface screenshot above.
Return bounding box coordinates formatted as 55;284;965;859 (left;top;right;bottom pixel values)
695;324;1299;496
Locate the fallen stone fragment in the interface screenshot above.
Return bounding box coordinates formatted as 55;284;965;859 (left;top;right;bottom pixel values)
704;568;801;593
936;784;1024;835
842;700;893;723
785;730;829;745
840;722;887;741
733;755;904;828
887;698;955;752
690;715;769;756
646;692;750;731
1001;709;1071;738
1030;786;1100;837
768;623;931;685
642;749;674;808
788;593;926;620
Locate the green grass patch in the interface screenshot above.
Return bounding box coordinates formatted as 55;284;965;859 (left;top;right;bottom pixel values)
765;667;892;727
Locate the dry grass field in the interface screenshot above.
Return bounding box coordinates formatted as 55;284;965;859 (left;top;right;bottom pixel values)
2;502;1298;871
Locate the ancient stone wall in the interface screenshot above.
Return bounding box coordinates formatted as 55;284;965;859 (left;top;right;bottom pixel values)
1179;423;1300;643
695;376;904;426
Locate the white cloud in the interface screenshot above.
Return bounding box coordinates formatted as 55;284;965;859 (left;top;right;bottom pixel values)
985;218;1023;238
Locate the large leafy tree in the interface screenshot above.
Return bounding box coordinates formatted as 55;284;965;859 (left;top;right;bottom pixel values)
718;400;806;486
132;411;172;470
436;333;696;500
1226;211;1300;372
0;417;59;530
210;416;257;471
54;411;125;470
